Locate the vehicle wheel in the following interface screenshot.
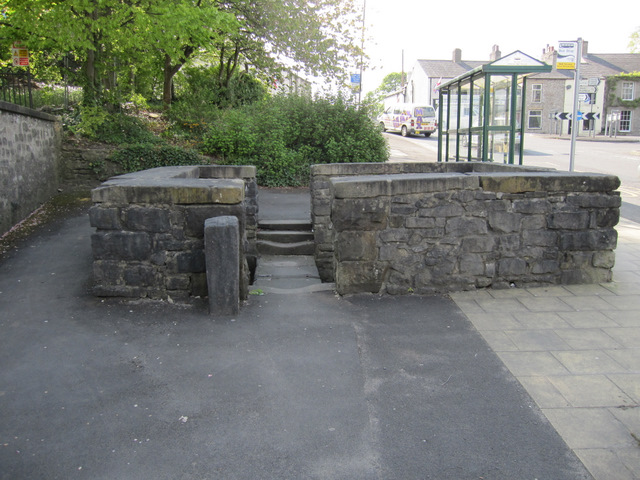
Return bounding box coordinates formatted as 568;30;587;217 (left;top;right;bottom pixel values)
401;125;408;137
424;132;431;137
379;122;386;132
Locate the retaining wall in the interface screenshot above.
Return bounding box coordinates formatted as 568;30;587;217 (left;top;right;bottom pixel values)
90;165;257;304
0;101;61;236
311;162;621;295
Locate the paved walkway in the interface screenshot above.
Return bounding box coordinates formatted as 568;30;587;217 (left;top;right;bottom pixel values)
0;187;638;479
451;219;640;480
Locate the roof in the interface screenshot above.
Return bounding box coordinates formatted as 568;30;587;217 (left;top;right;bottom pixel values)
580;53;640;77
416;59;485;79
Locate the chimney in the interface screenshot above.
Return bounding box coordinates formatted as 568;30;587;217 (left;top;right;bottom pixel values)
582;40;588;58
490;45;501;61
542;45;557;69
452;48;462;63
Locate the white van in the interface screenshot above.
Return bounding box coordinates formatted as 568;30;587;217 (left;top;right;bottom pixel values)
377;103;437;137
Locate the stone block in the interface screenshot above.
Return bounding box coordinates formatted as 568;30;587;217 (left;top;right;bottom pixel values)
89;206;121;230
336;231;377;261
173;250;206;273
124;206;171;232
559;229;618;251
445;217;487;236
593;208;619;228
123;264;157;287
335;261;387;294
459;254;486;276
461;235;497;253
332;197;389;231
91;231;151;261
522;229;558;247
183;204;245;238
166;274;190;290
512;198;551;214
488;211;522;233
548;211;590;230
592;250;616;268
498;257;528;276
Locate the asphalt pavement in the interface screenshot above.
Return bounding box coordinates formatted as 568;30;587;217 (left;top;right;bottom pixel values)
0;187;614;480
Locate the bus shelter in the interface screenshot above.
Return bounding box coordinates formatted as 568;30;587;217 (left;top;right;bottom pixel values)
436;51;551;164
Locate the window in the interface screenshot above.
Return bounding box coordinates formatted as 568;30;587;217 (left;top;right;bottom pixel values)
621;82;634;101
531;84;542;103
528;110;542;129
619;110;631;132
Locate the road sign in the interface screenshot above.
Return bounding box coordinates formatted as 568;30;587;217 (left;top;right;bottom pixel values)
579;86;596;93
583;112;600;121
579;93;591;104
588;77;600;86
555;112;570;120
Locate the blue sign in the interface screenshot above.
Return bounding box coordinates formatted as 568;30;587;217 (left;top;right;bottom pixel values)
350;74;361;84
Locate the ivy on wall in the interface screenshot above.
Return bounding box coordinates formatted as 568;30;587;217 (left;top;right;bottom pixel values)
606;72;640;109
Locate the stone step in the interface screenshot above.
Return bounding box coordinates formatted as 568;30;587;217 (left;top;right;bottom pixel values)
257;230;314;243
258;219;312;232
257;239;315;256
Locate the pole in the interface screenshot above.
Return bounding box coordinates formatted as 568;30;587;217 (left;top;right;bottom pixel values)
357;0;366;105
569;38;582;172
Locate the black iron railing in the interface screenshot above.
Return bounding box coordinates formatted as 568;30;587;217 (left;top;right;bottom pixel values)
0;68;33;109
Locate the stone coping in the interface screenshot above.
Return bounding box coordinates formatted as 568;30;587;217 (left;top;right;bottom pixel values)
91;165;256;205
330;172;621;198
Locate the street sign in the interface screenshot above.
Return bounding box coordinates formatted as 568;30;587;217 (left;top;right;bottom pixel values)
588;77;600;86
579;86;596;93
583;112;600;121
579;93;591;104
555;112;570;120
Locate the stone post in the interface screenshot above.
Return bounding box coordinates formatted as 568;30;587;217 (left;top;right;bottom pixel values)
204;216;240;315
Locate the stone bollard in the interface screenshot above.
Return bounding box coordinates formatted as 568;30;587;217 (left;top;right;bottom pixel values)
204;216;239;316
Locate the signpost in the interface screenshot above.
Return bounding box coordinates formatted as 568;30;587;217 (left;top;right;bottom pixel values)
559;38;582;172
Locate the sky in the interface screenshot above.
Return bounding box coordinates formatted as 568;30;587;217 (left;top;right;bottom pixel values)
359;0;639;94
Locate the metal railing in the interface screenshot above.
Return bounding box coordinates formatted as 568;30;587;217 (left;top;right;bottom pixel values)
0;68;33;109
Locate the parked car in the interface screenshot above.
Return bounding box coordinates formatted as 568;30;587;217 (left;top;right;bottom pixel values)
378;103;437;137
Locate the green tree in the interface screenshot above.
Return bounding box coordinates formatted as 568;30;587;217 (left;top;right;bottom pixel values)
630;27;640;53
363;72;403;117
0;0;236;106
213;0;365;90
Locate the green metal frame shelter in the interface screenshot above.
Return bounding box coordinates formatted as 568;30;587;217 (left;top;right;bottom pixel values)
437;51;551;164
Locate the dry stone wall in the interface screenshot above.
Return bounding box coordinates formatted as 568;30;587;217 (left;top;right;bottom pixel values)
0;101;61;236
90;165;257;304
311;163;620;295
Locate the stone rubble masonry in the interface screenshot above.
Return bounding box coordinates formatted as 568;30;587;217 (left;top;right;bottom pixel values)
310;162;620;295
0;101;62;236
90;165;257;303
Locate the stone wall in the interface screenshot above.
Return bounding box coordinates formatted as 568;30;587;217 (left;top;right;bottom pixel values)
0;101;61;236
90;165;257;304
311;163;620;294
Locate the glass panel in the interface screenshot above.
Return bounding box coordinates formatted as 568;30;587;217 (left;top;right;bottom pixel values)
489;75;511;127
471;77;484;128
488;132;511;163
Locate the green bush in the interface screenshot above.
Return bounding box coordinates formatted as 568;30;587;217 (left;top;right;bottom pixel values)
65;108;160;145
201;94;388;186
111;143;204;173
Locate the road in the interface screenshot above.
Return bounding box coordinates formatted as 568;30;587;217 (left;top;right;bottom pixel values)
384;131;640;223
